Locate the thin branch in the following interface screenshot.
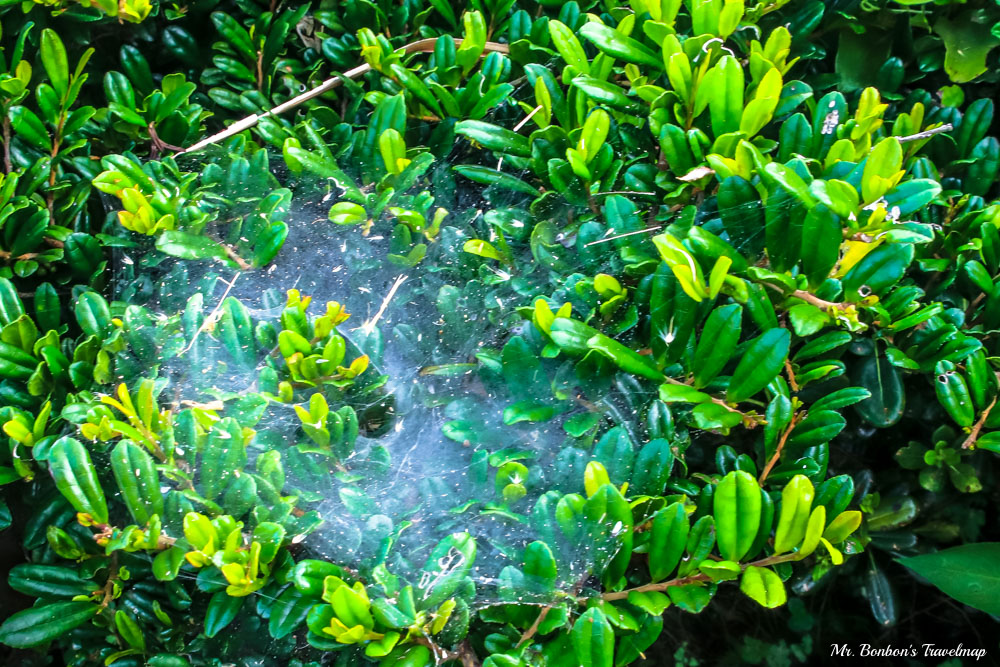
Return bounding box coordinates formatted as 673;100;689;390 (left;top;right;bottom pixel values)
759;412;803;483
516;605;551;648
99;552;119;609
221;243;252;270
661;375;749;419
764;283;852;313
177;38;511;154
600;551;799;602
962;396;997;450
784;358;799;393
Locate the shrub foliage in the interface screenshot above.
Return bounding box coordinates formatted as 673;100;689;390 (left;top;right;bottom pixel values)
0;0;999;665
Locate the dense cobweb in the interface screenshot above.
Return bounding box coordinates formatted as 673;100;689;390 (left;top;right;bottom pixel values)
104;95;789;623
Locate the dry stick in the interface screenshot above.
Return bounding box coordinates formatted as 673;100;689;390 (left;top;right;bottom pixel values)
962;395;997;450
361;274;407;335
179;273;240;355
897;123;953;144
176;39;511;155
584;225;663;247
497;104;542;171
593;190;656;196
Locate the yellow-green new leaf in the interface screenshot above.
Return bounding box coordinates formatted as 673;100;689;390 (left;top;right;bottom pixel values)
823;510;862;544
740;566;787;608
773;475;814;554
795;505;826;559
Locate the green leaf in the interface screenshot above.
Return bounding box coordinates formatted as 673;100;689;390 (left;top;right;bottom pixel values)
692;304;742;387
935;13;1000;84
707;56;745;137
48;437;108;524
587;332;663;381
0;601;99;648
630;439;674;496
115;609;145;651
269;587;313;639
40;29;69;99
523;541;558;588
463;239;503;262
452;165;541;196
897;543;1000;616
571;607;614;667
799;205;841;286
455;120;530;157
549;20;590;74
773;475;813;554
155;231;229;263
740;566;787;608
153;547;186;581
9;106;51;152
74;291;112;338
853;354;904;427
199;418;246;501
658;383;712;404
217;298;257;368
786;410;846;451
763;162;814;206
205;591;243;638
111;440;163;524
579;22;662;69
8;564;95;598
648;502;688;581
713;470;762;562
726;328;791;403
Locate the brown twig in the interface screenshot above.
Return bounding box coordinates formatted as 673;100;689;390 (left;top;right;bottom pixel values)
516;605;551;648
0;251;39;263
99;552;120;609
600;551;800;602
759;412;803;484
221;243;252;270
784;358;799;393
2;116;11;174
962;396;997;450
661;376;749;419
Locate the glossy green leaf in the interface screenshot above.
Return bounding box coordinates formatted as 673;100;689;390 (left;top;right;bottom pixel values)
48;437;107;524
0;601;99;648
713;471;761;562
571;607;614;667
726;328;791;403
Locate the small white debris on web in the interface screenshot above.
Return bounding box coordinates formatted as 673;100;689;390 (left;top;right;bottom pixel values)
822;101;839;134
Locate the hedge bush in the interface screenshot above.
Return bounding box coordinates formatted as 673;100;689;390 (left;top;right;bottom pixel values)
0;0;999;665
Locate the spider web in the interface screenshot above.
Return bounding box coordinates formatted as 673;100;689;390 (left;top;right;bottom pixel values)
104;84;796;644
